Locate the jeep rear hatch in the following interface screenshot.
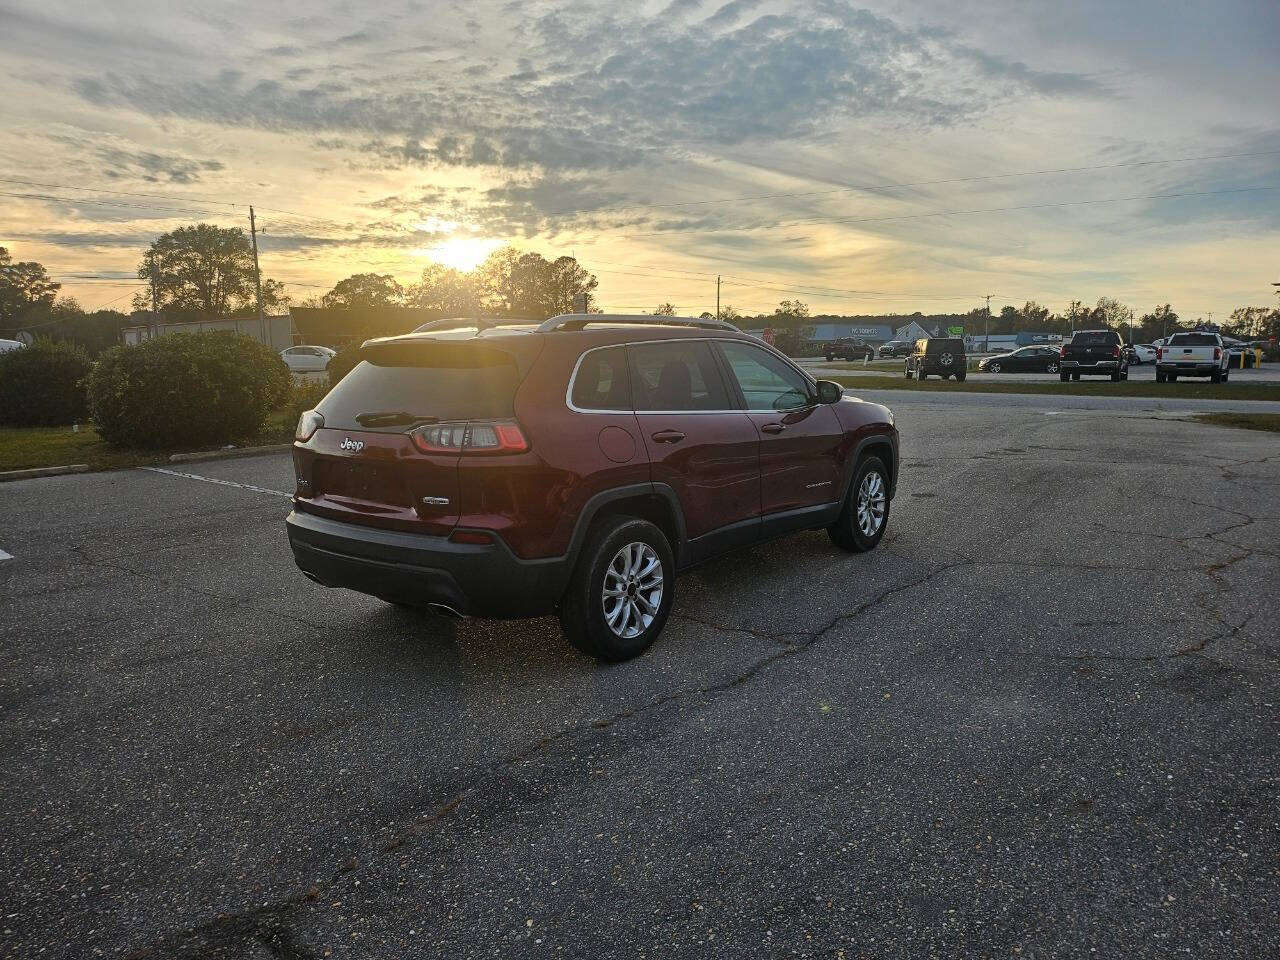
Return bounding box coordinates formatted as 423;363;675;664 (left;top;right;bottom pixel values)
296;336;542;534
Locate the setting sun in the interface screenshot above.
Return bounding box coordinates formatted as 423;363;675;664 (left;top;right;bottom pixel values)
418;236;503;272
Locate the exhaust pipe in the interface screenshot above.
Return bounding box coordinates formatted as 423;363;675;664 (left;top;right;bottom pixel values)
427;602;468;619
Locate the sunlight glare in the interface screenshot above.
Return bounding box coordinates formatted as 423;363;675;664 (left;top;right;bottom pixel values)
416;235;503;271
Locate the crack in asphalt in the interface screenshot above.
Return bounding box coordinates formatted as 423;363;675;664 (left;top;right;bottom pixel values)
132;558;972;958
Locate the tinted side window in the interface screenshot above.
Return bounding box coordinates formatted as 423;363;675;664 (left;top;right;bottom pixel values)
629;341;730;411
571;346;631;410
718;341;812;411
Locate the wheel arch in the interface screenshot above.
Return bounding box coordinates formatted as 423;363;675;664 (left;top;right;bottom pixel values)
566;483;687;572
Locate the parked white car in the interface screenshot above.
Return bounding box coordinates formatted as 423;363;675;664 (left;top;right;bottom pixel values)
0;338;27;353
280;345;335;372
1130;344;1157;364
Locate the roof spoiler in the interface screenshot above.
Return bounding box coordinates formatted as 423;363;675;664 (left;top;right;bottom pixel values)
537;313;740;333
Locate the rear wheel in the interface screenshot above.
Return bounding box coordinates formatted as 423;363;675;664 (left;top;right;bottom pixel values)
1211;369;1221;383
829;456;890;553
1168;373;1178;382
559;517;674;662
1060;372;1070;382
917;368;927;380
1071;373;1081;381
1046;362;1059;374
988;361;1001;374
1222;368;1230;383
1156;371;1167;383
956;371;967;382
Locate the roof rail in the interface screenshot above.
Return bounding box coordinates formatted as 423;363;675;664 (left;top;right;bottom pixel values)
412;316;545;334
537;313;740;333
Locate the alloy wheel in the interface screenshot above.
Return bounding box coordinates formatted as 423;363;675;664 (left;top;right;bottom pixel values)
857;471;887;537
602;542;664;639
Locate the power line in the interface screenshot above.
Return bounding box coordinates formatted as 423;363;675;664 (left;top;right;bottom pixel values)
0;176;240;208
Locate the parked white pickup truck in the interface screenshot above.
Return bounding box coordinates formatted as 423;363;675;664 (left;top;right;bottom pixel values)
1155;332;1231;383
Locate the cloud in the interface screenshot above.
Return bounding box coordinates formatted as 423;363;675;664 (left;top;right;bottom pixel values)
63;1;1100;178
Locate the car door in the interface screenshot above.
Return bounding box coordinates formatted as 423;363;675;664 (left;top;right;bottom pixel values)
627;340;762;552
715;340;843;521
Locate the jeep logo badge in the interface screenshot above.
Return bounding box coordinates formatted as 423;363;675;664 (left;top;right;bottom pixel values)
339;437;364;452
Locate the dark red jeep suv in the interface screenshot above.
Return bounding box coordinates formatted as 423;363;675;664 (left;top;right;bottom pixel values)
287;315;899;661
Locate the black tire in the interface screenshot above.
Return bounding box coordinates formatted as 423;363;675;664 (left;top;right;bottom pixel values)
1060;372;1070;382
1168;373;1178;382
917;368;927;380
559;517;675;662
828;456;890;553
1071;373;1081;381
825;353;833;362
1156;371;1166;383
956;371;967;382
1046;362;1059;374
1110;369;1121;382
903;365;911;379
1222;368;1230;383
988;361;1001;374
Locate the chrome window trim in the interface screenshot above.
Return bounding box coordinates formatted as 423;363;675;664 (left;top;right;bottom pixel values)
564;336;818;415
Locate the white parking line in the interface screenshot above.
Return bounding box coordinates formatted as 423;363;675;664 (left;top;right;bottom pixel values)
0;547;12;562
141;467;292;498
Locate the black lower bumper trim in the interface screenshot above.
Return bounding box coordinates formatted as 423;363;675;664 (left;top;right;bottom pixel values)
285;509;570;618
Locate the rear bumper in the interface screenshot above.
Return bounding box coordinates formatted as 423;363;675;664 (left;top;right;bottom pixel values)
286;509;571;617
1061;359;1120;373
1157;361;1218;375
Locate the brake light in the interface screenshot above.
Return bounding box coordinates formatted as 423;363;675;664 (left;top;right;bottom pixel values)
1112;345;1120;358
410;421;529;455
1059;345;1066;358
1157;347;1163;360
1214;347;1221;360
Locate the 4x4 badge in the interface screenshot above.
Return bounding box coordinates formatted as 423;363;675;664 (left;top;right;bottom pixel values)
339;437;364;452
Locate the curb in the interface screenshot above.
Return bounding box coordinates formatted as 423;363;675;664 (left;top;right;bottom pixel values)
167;443;293;464
0;464;91;483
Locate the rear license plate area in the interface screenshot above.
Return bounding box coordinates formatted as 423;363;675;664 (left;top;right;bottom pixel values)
315;460;408;505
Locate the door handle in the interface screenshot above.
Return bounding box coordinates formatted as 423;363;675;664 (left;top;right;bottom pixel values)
760;422;786;435
651;429;686;444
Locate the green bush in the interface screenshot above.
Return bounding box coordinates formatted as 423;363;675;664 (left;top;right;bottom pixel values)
326;341;365;385
283;380;331;434
0;338;93;426
88;332;290;448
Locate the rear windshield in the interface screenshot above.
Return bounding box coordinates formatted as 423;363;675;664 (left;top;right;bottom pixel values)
1168;333;1218;346
318;340;533;430
1071;331;1120;346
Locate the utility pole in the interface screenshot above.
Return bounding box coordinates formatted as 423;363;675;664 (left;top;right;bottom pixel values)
716;275;721;320
249;206;265;343
983;294;992;351
149;250;159;340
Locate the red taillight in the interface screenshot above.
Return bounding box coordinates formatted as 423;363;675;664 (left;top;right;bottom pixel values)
410;421;529;455
1157;347;1163;360
1059;345;1066;358
1213;347;1221;360
1112;345;1120;358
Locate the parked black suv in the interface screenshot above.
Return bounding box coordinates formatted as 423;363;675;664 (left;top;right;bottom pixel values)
823;338;875;361
904;338;967;380
879;340;911;358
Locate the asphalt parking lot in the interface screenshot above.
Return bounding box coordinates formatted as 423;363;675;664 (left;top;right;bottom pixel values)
800;358;1280;385
2;392;1278;959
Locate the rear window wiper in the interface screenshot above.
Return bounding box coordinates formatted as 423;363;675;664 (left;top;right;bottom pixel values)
355;411;440;427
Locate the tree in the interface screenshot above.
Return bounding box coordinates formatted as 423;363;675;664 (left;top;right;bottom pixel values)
1090;297;1134;331
717;304;741;323
138;225;258;319
1022;301;1050;327
1225;306;1279;340
321;273;405;310
473;247;598;316
409;263;477;314
653;303;677;316
0;247;60;333
774;299;810;319
1137;304;1178;341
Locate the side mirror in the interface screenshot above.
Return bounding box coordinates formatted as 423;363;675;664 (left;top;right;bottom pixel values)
816;379;843;404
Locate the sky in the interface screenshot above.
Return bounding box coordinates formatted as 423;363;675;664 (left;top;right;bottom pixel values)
1;0;1278;321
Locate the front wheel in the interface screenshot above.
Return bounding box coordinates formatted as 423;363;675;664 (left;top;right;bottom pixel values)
1046;362;1060;374
956;371;967;382
559;517;675;662
988;362;1001;374
829;456;890;553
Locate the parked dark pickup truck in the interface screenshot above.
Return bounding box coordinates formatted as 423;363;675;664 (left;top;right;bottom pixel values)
824;338;876;361
1059;329;1129;382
